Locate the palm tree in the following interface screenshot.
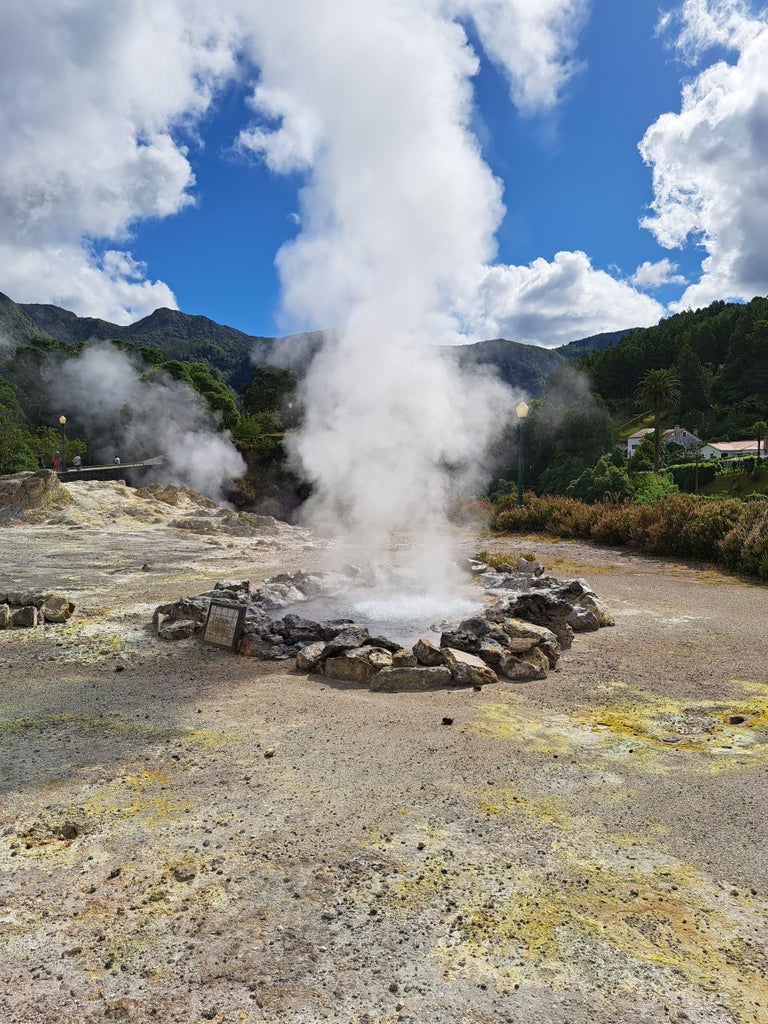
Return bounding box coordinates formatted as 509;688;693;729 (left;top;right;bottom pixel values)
635;368;682;473
751;419;768;464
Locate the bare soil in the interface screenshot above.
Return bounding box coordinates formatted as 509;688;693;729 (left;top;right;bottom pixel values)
1;480;767;1024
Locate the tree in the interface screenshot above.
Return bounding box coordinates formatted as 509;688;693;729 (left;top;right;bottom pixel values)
752;419;768;464
241;367;297;417
635;368;682;473
0;409;37;474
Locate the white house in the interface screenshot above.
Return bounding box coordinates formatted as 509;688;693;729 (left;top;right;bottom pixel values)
699;439;761;459
626;425;702;458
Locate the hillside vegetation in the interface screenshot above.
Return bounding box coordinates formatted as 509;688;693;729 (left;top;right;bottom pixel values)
2;290;768;528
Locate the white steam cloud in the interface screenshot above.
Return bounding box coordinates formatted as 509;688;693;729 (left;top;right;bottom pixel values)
44;344;245;500
236;0;585;582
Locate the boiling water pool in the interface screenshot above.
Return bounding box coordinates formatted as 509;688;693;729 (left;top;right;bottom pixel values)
279;590;483;646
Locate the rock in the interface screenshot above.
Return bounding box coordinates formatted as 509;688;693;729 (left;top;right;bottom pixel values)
498;646;550;681
441;648;498;687
412;637;446;666
476;637;508;671
153;596;210;627
41;594;75;623
368;647;395;670
251;582;305;610
463;558;489;575
457;615;490;637
324;648;379;684
498;591;575;648
369;666;453;691
279;618;325;644
5;590;45;608
500;617;561;668
11;606;37;628
439;629;482;655
239;634;292;659
295;640;328;672
567;606;600;631
157;619;197;641
215;579;250;594
391;649;417;668
322;625;371;656
575;592;614;627
318;619;357;640
369;635;404;653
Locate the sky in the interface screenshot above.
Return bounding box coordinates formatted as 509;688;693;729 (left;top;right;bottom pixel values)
1;0;767;348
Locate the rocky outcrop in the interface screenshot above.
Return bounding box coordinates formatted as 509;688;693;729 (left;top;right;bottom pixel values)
0;470;71;525
151;556;613;691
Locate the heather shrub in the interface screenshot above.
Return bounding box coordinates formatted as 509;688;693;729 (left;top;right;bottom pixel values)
492;484;768;579
641;494;700;555
678;498;745;560
492;493;595;539
721;502;768;578
590;504;637;546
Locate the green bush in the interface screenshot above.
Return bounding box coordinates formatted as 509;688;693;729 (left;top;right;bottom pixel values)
631;472;679;506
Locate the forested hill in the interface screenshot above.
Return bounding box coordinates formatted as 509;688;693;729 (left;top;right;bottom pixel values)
579;295;768;439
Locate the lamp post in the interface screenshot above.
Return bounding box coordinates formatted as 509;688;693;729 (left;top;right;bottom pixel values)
516;400;529;508
58;415;67;473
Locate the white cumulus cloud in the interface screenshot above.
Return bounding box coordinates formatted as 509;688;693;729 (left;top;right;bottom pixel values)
0;0;242;321
631;258;687;289
641;0;768;310
468;251;664;347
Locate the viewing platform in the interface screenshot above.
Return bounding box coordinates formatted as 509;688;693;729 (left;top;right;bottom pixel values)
56;455;164;482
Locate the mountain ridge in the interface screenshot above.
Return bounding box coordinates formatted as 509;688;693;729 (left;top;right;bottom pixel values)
1;293;634;395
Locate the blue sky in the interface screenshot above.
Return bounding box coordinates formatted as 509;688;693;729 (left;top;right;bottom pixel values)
1;1;767;346
128;0;693;337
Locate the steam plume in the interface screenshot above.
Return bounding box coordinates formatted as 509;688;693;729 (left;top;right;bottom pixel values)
239;1;567;585
44;344;245;500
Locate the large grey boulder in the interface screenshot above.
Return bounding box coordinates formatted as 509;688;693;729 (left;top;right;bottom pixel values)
324;647;384;684
369;665;453;692
412;637;446;666
442;648;498;687
499;646;550;681
295;640;327;673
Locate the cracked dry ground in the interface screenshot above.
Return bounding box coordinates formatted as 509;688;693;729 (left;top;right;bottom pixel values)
0;481;767;1024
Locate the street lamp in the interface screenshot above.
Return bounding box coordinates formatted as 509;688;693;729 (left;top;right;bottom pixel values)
58;415;67;473
516;400;529;508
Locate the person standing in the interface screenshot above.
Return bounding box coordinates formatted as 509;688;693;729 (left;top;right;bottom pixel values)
73;454;82;470
52;452;62;471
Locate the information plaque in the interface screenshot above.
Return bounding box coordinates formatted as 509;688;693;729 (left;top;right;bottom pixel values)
201;601;246;651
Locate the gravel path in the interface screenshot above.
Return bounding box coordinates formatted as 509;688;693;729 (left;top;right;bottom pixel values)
0;481;767;1023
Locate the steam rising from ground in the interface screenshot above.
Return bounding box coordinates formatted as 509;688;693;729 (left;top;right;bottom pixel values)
242;2;546;587
44;344;244;500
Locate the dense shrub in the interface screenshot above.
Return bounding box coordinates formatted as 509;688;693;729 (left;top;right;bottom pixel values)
631;472;679;506
494;493;598;538
667;461;717;490
720;502;768;578
678;498;744;560
492;488;768;580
